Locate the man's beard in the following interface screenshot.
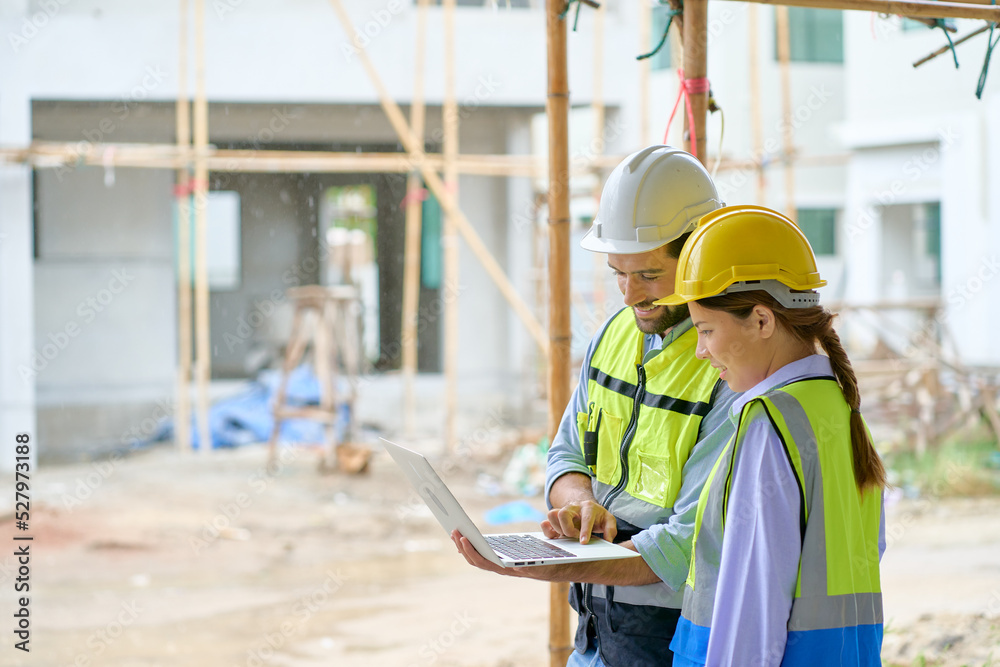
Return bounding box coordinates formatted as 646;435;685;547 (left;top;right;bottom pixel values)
633;303;690;335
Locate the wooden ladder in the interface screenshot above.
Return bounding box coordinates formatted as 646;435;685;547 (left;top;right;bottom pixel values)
266;284;369;472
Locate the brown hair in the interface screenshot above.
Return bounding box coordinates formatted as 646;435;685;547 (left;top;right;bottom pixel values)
697;290;887;492
663;232;692;260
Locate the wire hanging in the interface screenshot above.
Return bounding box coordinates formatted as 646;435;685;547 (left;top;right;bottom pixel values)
559;0;600;32
637;2;682;61
976;8;999;98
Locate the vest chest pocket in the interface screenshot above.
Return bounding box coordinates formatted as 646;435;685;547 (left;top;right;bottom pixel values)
575;409;624;487
626;415;704;509
628;448;678;509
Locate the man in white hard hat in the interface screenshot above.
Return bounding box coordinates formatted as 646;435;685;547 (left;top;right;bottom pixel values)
451;146;740;666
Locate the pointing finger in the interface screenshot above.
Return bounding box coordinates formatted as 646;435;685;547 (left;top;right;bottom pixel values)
578;504;596;544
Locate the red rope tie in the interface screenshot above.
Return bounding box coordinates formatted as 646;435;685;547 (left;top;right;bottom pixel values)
398;180;457;210
398;187;429;210
664;68;711;159
173;179;209;198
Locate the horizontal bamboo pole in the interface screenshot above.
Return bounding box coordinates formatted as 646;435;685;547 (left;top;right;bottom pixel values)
913;23;990;67
725;0;1000;21
2;142;856;178
3;142;550;176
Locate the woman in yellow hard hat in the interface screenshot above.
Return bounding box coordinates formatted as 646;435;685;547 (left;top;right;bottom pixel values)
653;205;887;667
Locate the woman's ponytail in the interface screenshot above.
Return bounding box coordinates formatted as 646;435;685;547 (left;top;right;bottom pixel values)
816;322;887;492
697;291;887;492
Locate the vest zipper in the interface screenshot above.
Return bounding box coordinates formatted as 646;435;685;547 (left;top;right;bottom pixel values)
605;363;645;508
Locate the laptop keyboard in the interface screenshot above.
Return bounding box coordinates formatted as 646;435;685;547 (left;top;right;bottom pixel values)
485;534;575;560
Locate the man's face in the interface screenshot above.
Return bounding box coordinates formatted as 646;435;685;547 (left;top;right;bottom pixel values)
607;248;689;335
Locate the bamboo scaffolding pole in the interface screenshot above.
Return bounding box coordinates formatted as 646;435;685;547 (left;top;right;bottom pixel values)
402;0;429;438
2;142;853;177
2;144;549;176
683;0;710;161
443;0;459;454
748;4;767;204
546;2;573;665
192;0;212;454
327;0;549;356
175;0;193;455
668;4;685;147
591;1;607;326
913;23;991;67
775;5;797;221
638;2;652;145
723;0;1000;21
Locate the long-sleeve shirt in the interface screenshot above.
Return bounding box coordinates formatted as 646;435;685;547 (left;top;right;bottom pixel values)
698;354;887;667
545;316;739;601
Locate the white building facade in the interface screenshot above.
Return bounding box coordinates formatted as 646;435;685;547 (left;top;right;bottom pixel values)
1;0;996;464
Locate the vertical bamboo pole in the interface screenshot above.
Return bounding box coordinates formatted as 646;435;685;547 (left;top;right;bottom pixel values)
667;4;685;148
591;1;606;326
443;0;459;454
175;0;193;454
682;0;709;162
193;0;212;452
775;6;797;220
546;2;572;665
327;0;548;353
748;4;767;204
638;3;652;146
402;0;429;437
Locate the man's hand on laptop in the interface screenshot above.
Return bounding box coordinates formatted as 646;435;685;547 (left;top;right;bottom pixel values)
542;500;617;545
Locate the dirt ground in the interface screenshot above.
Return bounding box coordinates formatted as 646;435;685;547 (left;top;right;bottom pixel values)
2;438;999;667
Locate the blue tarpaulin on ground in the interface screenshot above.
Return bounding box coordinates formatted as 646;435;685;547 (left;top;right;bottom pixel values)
483;500;547;526
149;365;347;450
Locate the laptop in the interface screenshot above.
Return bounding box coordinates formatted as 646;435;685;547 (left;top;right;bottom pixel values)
381;438;641;568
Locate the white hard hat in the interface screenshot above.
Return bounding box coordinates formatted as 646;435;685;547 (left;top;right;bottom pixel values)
581;145;723;254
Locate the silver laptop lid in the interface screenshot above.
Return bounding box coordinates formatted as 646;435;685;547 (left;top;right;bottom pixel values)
381;438;504;567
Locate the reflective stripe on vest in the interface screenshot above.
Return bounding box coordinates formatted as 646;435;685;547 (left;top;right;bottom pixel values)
684;378;883;635
579;308;719;531
578;308;721;614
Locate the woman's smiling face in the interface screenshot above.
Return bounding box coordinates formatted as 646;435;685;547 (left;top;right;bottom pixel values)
689;300;771;392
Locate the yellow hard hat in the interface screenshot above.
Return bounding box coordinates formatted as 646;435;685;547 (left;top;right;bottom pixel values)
655;205;827;308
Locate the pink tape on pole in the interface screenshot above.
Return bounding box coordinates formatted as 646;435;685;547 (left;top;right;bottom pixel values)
663;68;711;159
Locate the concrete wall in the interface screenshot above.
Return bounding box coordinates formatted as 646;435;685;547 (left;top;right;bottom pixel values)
5;1;637;108
840;13;1000;365
25;99;540;455
30;102;177;458
7;0;998;461
4;0;629;457
0;96;36;472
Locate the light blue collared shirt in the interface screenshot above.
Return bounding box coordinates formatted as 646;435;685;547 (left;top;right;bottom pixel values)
701;354;886;667
545;315;739;598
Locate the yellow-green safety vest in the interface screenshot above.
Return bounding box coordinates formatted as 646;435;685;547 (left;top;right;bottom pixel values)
681;378;883;666
577;307;721;526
